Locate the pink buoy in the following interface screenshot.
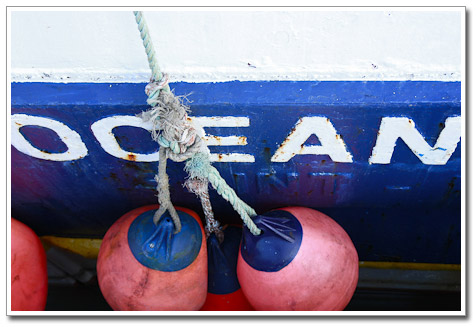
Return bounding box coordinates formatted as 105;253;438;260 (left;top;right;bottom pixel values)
97;205;207;311
237;207;359;311
11;218;48;311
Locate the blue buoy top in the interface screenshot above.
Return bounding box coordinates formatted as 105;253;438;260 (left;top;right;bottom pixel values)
127;209;202;272
207;226;242;294
240;210;303;272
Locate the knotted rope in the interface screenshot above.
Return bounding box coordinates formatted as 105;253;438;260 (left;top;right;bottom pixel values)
133;11;261;238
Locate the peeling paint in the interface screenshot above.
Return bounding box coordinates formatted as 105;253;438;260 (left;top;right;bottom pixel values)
11;114;88;161
369;116;461;165
11;113;461;166
271;117;353;163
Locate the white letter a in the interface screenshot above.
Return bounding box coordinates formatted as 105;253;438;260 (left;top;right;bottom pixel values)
271;117;353;163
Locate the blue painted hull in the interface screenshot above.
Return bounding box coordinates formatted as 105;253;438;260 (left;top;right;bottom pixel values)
11;81;461;264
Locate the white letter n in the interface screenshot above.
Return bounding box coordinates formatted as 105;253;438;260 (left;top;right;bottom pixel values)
369;116;461;165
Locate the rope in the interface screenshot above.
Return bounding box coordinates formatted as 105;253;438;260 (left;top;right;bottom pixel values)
184;177;224;242
133;11;170;93
207;166;261;235
153;147;181;233
133;11;261;236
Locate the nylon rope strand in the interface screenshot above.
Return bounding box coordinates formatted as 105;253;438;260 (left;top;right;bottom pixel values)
133;11;262;237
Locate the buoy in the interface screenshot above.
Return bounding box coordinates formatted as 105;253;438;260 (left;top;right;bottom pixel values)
237;207;359;311
97;205;207;311
11;218;48;311
201;225;253;311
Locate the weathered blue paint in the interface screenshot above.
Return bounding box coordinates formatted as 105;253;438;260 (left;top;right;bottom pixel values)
241;210;303;272
11;81;461;264
128;210;202;272
11;81;461;106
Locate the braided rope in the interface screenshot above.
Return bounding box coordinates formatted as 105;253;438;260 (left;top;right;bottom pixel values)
133;11;170;93
207;166;261;235
133;11;261;236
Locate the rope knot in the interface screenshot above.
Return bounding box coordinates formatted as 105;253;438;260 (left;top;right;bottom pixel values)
141;91;201;161
134;10;261;237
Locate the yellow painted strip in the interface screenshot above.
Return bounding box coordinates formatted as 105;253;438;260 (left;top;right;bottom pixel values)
41;236;102;259
39;235;462;273
359;261;461;271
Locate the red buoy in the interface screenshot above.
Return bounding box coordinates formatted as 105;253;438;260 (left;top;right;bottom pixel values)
237;207;359;311
201;225;253;311
97;205;207;311
11;218;48;311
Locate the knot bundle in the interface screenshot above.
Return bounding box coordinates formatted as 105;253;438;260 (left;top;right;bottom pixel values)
140;91;203;162
133;11;261;238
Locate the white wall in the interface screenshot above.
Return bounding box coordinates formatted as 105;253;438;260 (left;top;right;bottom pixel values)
10;9;463;83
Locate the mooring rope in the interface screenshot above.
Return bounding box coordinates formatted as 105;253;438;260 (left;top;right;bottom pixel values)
133;11;169;92
133;11;261;237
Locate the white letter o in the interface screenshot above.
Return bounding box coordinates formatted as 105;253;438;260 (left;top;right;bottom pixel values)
11;114;88;161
